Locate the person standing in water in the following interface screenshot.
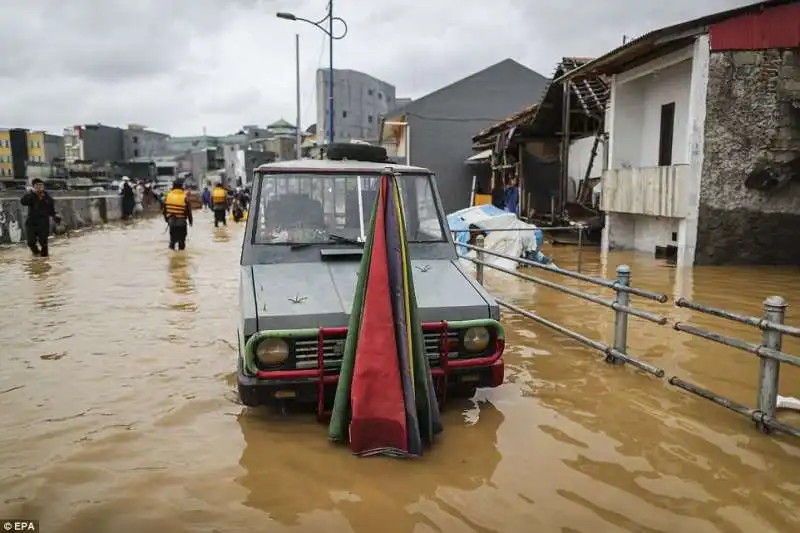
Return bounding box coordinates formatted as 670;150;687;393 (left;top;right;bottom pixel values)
120;176;136;219
211;182;228;227
162;178;193;251
20;178;60;257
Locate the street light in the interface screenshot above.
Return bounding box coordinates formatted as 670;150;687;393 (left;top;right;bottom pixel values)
277;1;348;146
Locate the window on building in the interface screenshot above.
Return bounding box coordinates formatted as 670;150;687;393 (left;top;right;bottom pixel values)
134;149;140;157
368;89;373;96
368;115;373;124
378;93;383;100
658;102;675;166
342;110;348;118
133;136;139;143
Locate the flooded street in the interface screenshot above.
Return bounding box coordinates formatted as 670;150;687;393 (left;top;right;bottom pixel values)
1;211;799;533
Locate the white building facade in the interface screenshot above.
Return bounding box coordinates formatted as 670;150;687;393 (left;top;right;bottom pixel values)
601;35;710;266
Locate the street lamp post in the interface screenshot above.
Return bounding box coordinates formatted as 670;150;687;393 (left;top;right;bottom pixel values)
277;1;348;146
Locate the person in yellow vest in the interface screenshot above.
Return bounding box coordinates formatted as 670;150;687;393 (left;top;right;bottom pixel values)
162;178;193;251
211;182;228;227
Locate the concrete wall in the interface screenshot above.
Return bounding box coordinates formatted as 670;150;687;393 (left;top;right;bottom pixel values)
696;48;800;265
123;129;170;160
0;192;157;245
609;53;693;169
317;68;397;142
602;38;710;265
81;125;125;163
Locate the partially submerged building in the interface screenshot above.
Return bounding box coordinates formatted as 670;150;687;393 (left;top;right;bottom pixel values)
471;58;609;232
558;0;800;265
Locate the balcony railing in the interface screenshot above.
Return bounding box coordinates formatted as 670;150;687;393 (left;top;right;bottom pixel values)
601;164;690;218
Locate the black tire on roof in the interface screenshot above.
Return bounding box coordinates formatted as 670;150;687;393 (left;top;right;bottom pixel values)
326;142;388;163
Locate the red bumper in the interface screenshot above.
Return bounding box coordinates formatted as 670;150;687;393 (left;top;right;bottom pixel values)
246;322;505;416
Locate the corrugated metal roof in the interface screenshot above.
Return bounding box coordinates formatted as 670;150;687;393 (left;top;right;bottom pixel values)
709;2;800;50
553;0;798;82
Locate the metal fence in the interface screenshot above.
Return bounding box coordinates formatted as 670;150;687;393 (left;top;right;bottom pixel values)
452;223;588;271
465;235;800;440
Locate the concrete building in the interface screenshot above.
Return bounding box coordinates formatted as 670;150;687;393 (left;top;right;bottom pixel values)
0;130;12;179
63;124;124;163
123;124;170;160
26;132;45;163
380;58;549;214
317;69;397;142
44;134;65;162
559;0;800;266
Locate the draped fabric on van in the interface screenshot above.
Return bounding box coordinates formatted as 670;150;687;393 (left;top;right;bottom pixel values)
328;172;442;457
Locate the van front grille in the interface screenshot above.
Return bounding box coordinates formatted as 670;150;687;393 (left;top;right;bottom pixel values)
293;330;461;370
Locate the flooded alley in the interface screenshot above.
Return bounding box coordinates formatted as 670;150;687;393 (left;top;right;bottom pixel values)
0;211;799;533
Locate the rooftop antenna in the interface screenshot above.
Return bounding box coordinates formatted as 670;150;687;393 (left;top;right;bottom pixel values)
622;34;628;45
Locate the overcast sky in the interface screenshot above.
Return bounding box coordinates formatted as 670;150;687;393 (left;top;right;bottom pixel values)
0;0;756;137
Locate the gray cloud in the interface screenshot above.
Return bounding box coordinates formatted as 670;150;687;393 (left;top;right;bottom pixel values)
0;0;756;135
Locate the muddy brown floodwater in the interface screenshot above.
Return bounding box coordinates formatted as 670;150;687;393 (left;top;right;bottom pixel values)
0;211;799;533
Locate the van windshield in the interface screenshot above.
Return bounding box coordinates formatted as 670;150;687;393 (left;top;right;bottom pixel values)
252;173;446;245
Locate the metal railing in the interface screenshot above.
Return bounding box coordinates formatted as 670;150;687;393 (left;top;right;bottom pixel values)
671;297;800;438
465;235;800;440
452;223;588;271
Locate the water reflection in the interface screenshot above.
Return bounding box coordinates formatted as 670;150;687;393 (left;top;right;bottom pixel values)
236;399;504;531
23;257;51;279
213;226;230;243
167;252;195;296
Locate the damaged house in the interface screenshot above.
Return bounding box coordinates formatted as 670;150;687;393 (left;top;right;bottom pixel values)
557;0;800;266
471;57;609;240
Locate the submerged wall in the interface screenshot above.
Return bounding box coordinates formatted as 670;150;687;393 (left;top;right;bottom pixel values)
696;48;800;265
0;192;156;245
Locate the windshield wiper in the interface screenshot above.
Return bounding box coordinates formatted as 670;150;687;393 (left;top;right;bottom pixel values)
327;233;364;246
289;232;363;250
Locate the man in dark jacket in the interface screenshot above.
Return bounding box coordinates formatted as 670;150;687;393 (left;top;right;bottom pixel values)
120;176;136;219
20;178;61;257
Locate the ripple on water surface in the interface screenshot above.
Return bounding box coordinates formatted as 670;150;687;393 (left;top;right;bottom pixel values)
0;213;799;532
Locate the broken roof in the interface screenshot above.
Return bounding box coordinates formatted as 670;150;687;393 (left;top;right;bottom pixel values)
472;103;539;142
472;57;609;143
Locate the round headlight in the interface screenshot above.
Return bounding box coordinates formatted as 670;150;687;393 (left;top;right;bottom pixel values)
462;327;490;353
255;338;289;366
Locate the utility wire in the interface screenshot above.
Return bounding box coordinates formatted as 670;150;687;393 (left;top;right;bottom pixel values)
404;112;506;122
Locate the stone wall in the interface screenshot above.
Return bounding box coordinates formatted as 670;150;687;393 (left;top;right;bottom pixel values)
0;192;158;245
696;48;800;265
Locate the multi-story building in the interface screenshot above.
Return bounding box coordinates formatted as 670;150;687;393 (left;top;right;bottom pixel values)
123;124;170;160
316;69;397;143
0;129;12;179
62;124;124;163
43;134;65;162
27;131;46;163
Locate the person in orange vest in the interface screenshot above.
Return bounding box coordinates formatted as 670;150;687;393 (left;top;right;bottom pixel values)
211;182;228;227
162;178;193;251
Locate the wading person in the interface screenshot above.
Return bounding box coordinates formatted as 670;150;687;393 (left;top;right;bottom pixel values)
163;178;193;251
120;176;136;219
20;178;60;257
211;181;228;227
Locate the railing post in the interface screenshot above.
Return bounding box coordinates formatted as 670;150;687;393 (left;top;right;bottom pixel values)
577;224;584;273
757;295;786;433
609;264;630;365
475;234;485;285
